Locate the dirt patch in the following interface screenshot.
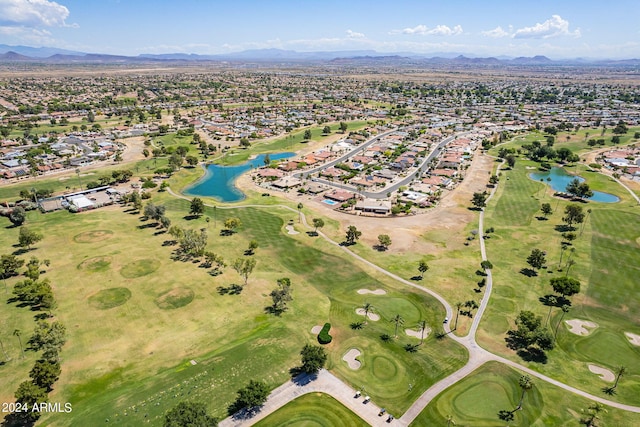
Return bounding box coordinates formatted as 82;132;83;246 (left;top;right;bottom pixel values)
342;348;362;370
77;256;112;272
565;319;598;336
73;230;114;243
624;332;640;346
405;327;431;339
588;364;615;382
357;288;386;295
356;308;380;321
311;325;323;334
154;287;195;309
285;224;299;235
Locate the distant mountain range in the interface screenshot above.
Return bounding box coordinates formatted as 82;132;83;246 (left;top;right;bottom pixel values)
1;44;639;66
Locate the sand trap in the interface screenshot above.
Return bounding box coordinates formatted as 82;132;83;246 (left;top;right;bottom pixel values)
285;225;299;235
588;364;615;382
311;325;323;334
566;319;598;336
405;327;431;339
356;309;380;321
342;348;362;370
357;289;387;295
624;332;640;346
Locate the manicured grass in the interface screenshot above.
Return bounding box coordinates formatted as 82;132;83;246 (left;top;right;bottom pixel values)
414;362;640;426
119;258;161;278
88;287;132;309
154;287;195;309
77;255;112;272
254;392;369;427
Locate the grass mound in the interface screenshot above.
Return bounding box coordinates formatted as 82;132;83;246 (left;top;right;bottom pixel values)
77;256;112;272
120;258;160;278
73;229;114;243
155;287;195;309
88;287;132;310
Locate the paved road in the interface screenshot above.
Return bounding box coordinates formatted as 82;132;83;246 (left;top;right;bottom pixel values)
168;150;640;426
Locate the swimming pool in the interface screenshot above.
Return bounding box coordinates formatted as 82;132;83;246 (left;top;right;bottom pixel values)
322;199;338;206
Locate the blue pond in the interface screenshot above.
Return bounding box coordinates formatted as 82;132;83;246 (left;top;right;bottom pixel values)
528;167;619;203
185;152;294;202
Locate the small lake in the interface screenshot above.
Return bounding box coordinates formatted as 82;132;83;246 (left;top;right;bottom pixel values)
528;167;619;203
185;152;294;202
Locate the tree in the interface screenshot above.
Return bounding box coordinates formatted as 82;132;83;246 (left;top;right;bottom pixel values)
417;319;428;344
345;225;361;245
144;202;166;222
505;311;555;359
581;402;607;427
418;260;429;279
230;380;269;413
612;365;626;391
232;258;256;286
361;302;374;324
526;248;547;272
554;304;570;340
377;234;392;250
550;276;581;297
185;155;199;166
545;295;557;327
566;178;593;200
471;192;487;209
168;153;184;171
391;314;404;338
164;401;218;427
322;125;331;134
312;218;324;235
29;360;61;391
516;375;533;410
159;215;172;230
505;154;516;169
239;138;251;148
190;198;205;217
224;217;241;233
270;277;292;314
246;240;258;255
563;204;585;229
9;206;27;226
263;153;271;166
303;129;312;140
300;344;327;374
339;122;348;133
1;254;25;278
454;302;463;330
13;329;24;359
540;203;553;218
14;381;48;423
18;226;43;250
297;202;303;223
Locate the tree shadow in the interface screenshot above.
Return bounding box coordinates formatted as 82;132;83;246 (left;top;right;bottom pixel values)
217;284;243;295
520;268;538;277
373;245;388;252
220;229;234;236
517;347;548;364
228;404;262;420
290;370;318;385
305;231;319;237
264;305;285;316
11;248;30;256
602;386;617;395
535;216;549;221
554;224;574;233
137;223;156;230
162;239;177;246
475;269;487;277
183;214;199;221
410;275;423;281
153;230;166;236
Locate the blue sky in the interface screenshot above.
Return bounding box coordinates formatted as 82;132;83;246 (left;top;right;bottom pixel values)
0;0;638;58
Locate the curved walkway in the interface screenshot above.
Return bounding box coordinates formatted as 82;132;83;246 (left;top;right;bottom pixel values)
168;156;640;426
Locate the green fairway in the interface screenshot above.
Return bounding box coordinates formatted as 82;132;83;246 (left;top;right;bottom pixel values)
414;362;640;426
254;393;369;427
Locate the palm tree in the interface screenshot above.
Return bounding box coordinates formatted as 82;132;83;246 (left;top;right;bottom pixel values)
545;295;557;327
454;302;463;330
297;202;303;223
580;208;592;236
612;366;626;390
558;244;567;269
13;329;24;359
516;375;533;410
565;259;576;277
391;314;404;338
417;320;428;345
554;305;570;341
0;266;7;294
582;402;607;427
362;302;373;324
445;414;456;426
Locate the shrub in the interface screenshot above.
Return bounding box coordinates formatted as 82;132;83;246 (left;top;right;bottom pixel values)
317;322;332;344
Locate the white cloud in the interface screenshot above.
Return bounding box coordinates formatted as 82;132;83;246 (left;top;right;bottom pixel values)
346;29;365;39
0;25;55;45
513;15;580;39
482;26;510;38
0;0;73;28
390;24;463;36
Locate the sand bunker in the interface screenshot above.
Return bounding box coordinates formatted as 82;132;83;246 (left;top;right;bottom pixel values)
405;327;431;339
624;332;640;346
285;225;299;235
356;309;380;321
357;289;387;295
311;325;323;334
565;319;598;336
342;348;362;370
588;364;615;382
